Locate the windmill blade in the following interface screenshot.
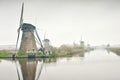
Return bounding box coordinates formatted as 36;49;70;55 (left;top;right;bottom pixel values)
35;29;45;53
35;29;44;48
18;2;24;31
19;3;24;26
16;3;24;51
16;30;20;51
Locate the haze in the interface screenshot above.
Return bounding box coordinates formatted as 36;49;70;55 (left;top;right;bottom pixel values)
0;0;120;47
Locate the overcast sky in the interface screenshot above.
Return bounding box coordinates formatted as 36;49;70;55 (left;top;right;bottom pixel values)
0;0;120;47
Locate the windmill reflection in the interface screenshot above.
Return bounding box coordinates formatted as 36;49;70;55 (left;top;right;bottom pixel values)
19;59;38;80
15;53;85;80
79;51;85;57
17;58;56;80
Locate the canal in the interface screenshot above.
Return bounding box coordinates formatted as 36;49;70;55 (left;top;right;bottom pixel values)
0;49;120;80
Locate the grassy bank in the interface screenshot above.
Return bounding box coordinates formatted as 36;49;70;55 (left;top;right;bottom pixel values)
0;52;12;57
108;47;120;56
109;48;120;53
0;44;92;58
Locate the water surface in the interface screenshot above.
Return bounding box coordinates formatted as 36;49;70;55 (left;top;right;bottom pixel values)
0;49;120;80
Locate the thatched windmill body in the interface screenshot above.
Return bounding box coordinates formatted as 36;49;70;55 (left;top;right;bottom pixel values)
16;3;44;53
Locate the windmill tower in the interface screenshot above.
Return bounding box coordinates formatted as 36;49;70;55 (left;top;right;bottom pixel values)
16;3;44;53
80;36;85;49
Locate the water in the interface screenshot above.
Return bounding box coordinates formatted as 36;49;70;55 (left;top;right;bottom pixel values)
0;49;120;80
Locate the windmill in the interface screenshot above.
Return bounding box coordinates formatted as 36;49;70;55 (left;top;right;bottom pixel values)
16;3;44;54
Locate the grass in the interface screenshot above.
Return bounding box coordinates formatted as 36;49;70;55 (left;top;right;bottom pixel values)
0;47;86;58
0;52;12;57
17;52;26;56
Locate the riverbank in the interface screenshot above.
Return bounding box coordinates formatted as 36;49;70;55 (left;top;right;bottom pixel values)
108;47;120;56
0;44;94;58
0;49;90;58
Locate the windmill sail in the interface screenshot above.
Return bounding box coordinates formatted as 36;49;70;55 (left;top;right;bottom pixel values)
16;3;24;51
18;2;24;30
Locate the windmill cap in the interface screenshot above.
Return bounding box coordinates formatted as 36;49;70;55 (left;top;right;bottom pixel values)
43;39;50;42
22;23;36;31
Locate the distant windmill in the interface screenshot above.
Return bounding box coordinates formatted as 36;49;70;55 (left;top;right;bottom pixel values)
16;3;44;54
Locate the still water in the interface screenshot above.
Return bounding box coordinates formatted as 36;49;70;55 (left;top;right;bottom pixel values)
0;49;120;80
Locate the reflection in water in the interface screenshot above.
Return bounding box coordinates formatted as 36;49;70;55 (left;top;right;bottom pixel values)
1;50;120;80
36;61;44;80
0;52;85;80
115;53;120;56
15;52;84;80
19;59;37;80
79;51;85;57
17;51;85;80
106;49;120;56
111;51;120;56
18;58;57;80
106;49;110;54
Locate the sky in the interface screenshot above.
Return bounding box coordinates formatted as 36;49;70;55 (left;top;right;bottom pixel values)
0;0;120;47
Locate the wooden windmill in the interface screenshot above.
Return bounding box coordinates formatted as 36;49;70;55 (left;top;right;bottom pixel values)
16;3;44;53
